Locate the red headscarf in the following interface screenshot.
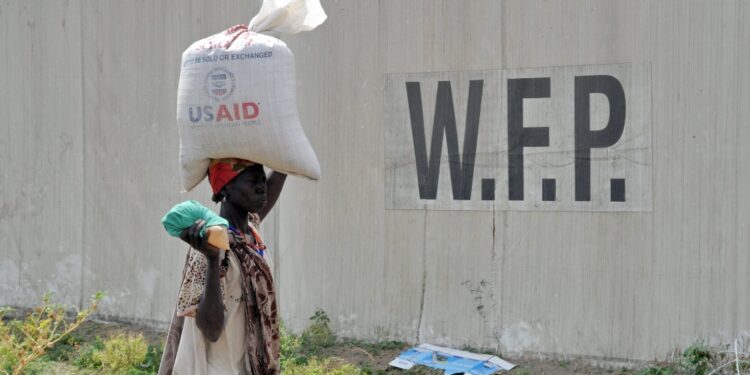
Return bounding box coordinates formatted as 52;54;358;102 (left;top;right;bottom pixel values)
208;158;256;194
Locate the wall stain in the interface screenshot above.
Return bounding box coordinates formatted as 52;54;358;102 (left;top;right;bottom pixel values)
461;279;490;320
0;202;14;222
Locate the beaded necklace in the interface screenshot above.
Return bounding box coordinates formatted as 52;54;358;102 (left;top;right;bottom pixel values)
227;225;266;257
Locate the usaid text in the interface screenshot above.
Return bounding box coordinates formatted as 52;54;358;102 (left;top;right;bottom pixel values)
385;63;652;212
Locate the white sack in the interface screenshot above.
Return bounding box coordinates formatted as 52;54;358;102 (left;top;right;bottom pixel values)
177;0;326;192
249;0;327;34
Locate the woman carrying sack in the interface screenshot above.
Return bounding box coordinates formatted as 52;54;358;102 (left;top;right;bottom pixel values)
160;159;286;375
161;1;326;372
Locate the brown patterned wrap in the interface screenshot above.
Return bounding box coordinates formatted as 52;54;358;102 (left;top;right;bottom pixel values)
159;214;280;375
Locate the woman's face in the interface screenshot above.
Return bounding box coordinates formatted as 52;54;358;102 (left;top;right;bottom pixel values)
224;164;267;213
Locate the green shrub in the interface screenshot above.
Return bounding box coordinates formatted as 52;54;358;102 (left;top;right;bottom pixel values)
7;359;48;375
283;357;365;375
0;312;16;374
280;322;307;368
681;342;713;375
0;292;103;375
122;369;156;375
300;309;335;351
138;343;163;373
73;337;104;369
43;332;81;362
94;333;149;374
637;365;675;375
280;311;345;372
75;335;160;374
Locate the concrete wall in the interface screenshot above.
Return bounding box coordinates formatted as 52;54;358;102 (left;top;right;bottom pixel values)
0;0;268;325
1;0;749;362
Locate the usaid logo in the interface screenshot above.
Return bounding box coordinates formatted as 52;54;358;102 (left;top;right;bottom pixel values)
204;67;236;101
385;63;652;212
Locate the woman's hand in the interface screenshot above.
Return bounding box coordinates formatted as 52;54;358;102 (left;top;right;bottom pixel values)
180;220;222;260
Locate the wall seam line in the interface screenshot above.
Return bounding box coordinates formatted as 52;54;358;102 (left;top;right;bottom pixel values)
500;0;507;69
497;0;508;349
416;208;428;343
77;0;86;310
490;205;499;351
732;0;742;334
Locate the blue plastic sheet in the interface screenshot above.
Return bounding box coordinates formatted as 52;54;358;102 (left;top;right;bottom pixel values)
389;344;515;375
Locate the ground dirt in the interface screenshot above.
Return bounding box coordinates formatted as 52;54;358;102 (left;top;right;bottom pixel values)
43;320;642;374
319;343;636;374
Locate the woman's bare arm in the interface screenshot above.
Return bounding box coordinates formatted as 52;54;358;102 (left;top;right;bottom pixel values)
259;172;287;221
180;220;225;342
195;256;225;342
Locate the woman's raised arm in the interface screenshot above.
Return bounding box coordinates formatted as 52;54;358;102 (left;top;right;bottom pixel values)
259;171;287;221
